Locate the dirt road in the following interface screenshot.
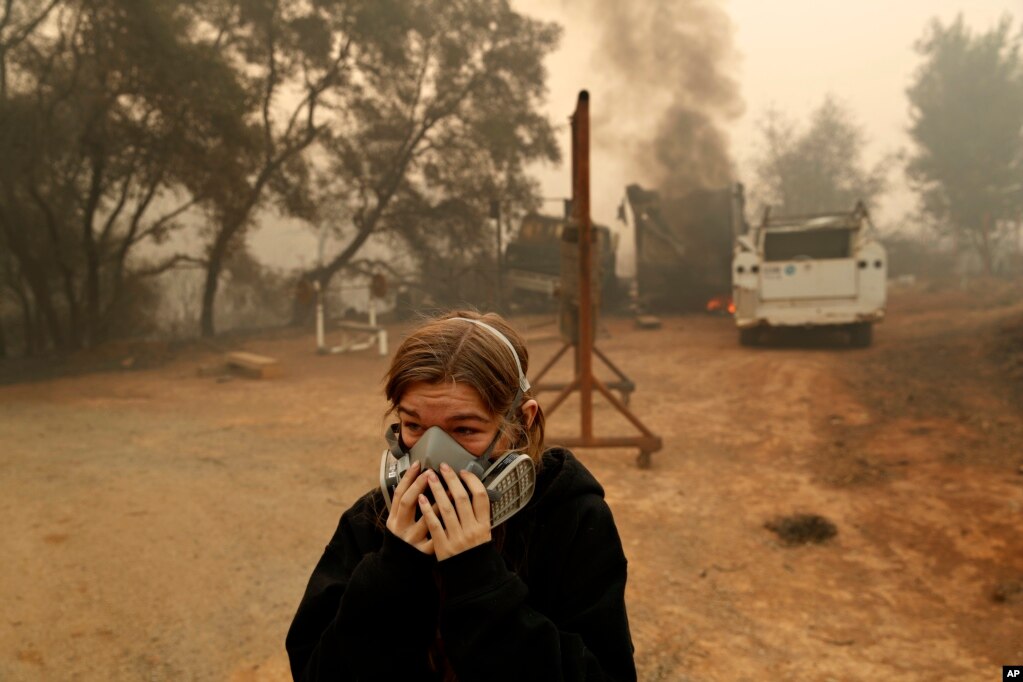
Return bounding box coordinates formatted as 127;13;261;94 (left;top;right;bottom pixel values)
2;283;1021;681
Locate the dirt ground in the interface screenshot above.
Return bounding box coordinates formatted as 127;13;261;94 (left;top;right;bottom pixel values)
2;282;1022;681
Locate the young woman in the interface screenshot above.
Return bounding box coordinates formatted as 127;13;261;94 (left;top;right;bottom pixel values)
286;311;636;681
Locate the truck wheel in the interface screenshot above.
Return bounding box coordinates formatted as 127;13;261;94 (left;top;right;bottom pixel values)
850;322;873;348
739;328;760;347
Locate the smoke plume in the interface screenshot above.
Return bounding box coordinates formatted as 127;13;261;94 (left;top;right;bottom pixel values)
571;0;743;197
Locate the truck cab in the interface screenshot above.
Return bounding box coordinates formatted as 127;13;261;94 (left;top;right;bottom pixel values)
732;202;886;347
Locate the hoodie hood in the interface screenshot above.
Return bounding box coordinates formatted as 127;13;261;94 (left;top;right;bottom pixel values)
527;447;605;514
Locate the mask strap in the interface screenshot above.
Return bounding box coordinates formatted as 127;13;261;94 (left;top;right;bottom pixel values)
386;423;406;457
451;317;532;455
450;318;531;395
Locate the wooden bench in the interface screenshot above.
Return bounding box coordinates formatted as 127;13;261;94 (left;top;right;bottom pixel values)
635;315;663;330
225;351;281;379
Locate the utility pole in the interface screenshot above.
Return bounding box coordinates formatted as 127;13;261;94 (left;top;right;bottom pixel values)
315;223;327;354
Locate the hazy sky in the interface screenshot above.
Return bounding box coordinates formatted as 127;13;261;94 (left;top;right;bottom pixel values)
512;0;1021;231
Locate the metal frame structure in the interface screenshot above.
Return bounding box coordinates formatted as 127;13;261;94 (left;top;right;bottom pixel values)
531;91;663;468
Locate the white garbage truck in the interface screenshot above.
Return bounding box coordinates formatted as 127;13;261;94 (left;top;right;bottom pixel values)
732;202;886;347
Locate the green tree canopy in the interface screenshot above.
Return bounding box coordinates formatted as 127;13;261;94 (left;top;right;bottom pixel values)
192;0;414;336
906;14;1023;274
0;0;255;352
0;0;564;351
308;0;561;301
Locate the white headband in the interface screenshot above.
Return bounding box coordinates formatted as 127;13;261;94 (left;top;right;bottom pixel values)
451;317;531;394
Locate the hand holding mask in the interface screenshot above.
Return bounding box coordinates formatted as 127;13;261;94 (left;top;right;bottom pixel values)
379;424;535;528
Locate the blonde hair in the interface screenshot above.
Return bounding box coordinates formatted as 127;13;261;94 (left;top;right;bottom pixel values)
384;310;546;464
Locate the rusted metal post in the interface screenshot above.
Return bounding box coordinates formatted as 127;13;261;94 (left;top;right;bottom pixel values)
573;92;595;441
532;90;663;468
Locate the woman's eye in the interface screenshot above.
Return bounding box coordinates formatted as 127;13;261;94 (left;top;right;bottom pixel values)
455;427;478;436
403;422;422;434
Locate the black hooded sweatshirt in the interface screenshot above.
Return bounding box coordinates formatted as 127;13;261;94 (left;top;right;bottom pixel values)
285;447;636;681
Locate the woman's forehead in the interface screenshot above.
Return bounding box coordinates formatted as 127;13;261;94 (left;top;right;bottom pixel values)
398;380;493;418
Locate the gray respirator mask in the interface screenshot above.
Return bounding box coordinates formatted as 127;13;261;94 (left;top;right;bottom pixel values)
378;319;536;528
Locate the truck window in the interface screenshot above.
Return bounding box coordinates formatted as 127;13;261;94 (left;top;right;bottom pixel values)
763;228;852;261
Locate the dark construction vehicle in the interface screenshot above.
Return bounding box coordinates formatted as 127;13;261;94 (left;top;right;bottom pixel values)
503;212;619;309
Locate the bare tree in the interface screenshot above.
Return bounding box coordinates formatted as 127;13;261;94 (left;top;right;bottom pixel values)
752;97;889;216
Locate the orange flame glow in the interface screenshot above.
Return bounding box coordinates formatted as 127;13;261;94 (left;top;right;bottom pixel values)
706;295;734;315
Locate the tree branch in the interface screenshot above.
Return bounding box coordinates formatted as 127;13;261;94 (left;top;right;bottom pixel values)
130;253;207;279
280;35;351;145
126;195;199;248
0;0;59;50
260;1;279;165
